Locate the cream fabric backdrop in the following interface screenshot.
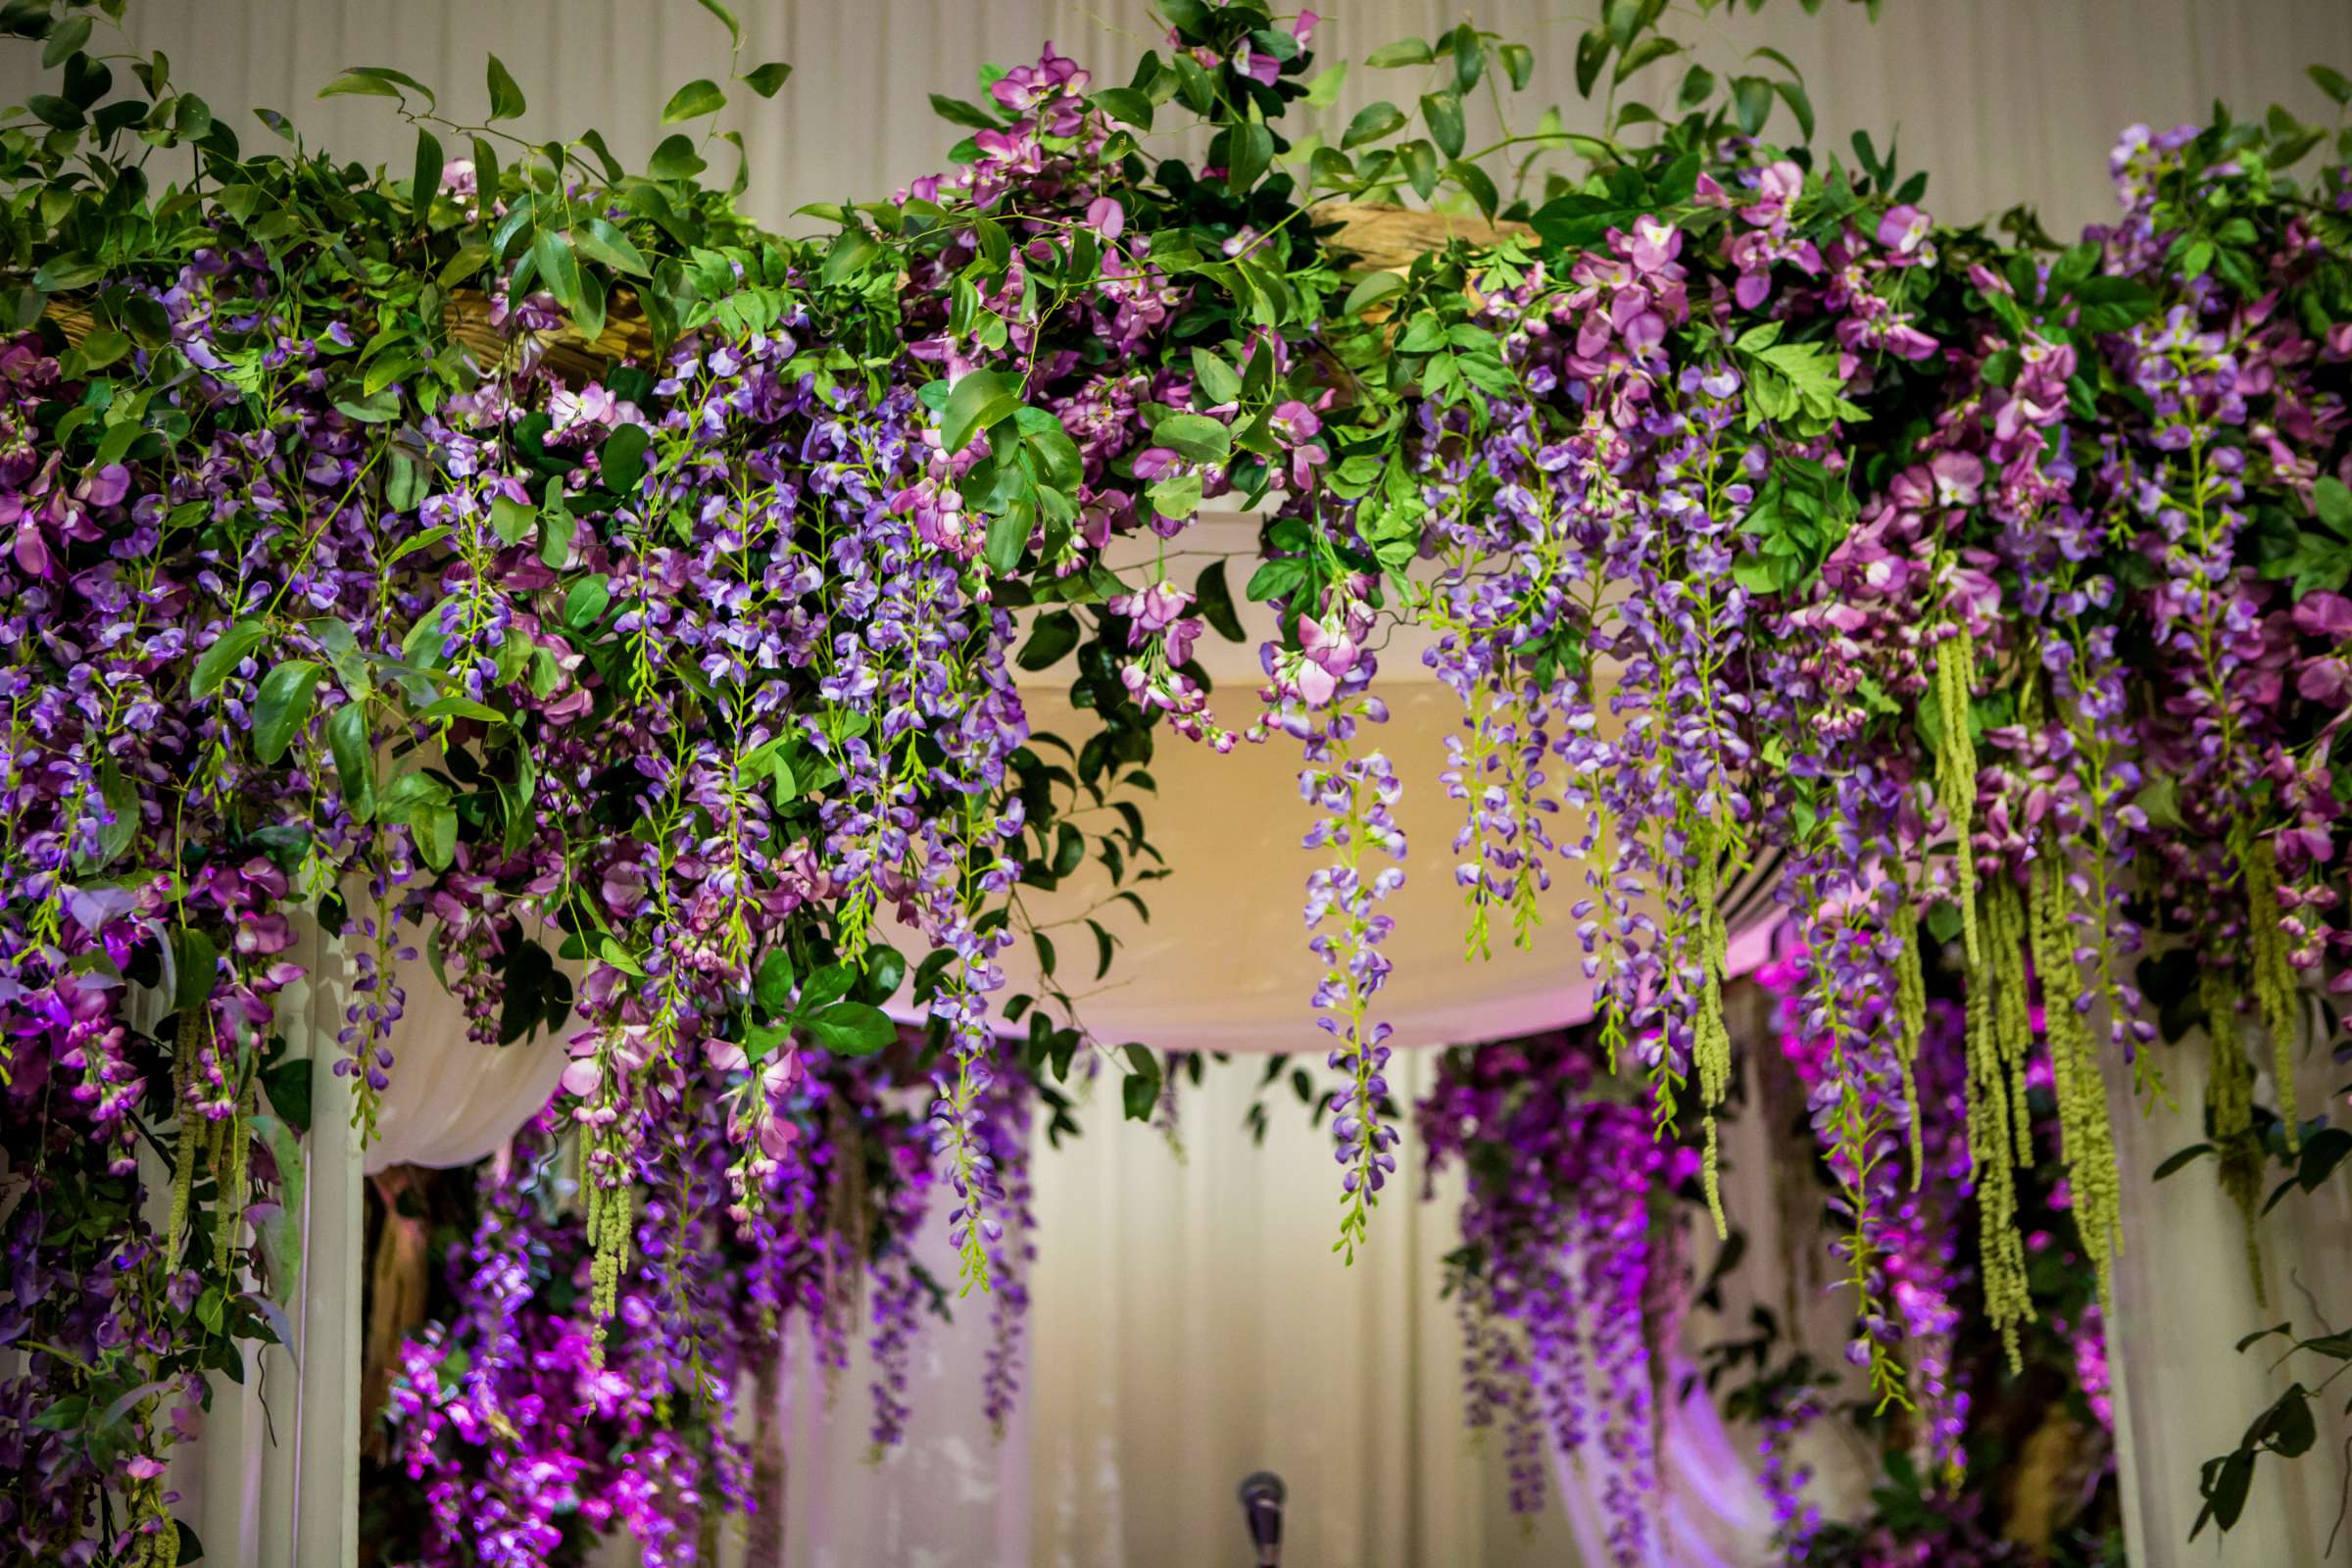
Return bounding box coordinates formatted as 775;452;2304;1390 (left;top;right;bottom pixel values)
16;4;2352;1564
754;1051;1589;1568
16;0;2348;238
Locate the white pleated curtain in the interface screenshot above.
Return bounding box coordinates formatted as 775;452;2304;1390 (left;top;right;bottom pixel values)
18;2;2352;1563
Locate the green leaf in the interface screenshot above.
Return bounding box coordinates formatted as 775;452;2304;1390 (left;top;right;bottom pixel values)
73;328;128;371
318;68;404;102
1137;469;1194;521
1152;413;1231;466
259;1053;313;1134
531;230;582;311
1342;270;1406;317
1342;100;1405;149
648;133;707;180
943;368;1020;454
1194;560;1246;642
1575;29;1610;97
929;92;1000;129
411;127;443;227
564;575;612;629
694;0;741;47
821;228;880;287
755;948;798;1012
985;508;1029;573
1122;1056;1162;1120
2069;275;2158;333
1090;86;1152;128
662;77;727;122
41;15;91;69
173;927;220;1014
91;760;136;867
1364;38;1434;68
2151;1143;2213;1180
252;661;322;763
489;494;536;546
1774;77;1815;142
418;804;459;869
1732;74;1773;136
326;702;374;819
32;254;106;292
418;696;505;726
572;218;651;278
191;620;269;699
2315;476;2352;537
485;55;526;122
2310;65;2352;106
26;94;82;130
1190;347;1243;407
1018;610;1081;670
1500;42;1535;91
2255;1385;2317;1458
1614;34;1681;86
1246;556;1306;603
807;1000;895;1055
1399;138;1438;200
1227;122;1273;194
742;61;792;98
600;423;653;494
1449;160;1498;219
2298;1125;2352;1191
246;1116;305;1307
1419;91;1465;159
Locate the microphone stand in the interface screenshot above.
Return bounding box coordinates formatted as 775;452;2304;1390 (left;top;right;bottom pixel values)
1237;1471;1286;1568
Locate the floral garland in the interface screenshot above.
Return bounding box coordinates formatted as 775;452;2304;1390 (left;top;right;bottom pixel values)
1417;1028;1682;1557
1420;953;2121;1565
374;1032;1013;1568
2;0;2350;1557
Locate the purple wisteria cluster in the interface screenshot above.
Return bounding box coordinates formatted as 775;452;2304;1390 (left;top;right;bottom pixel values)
380;1033;1033;1566
1294;67;2352;1415
0;22;1215;1553
1417;1029;1684;1558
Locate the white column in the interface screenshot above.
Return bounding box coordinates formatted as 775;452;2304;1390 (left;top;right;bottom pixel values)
291;922;365;1568
2106;1025;2352;1565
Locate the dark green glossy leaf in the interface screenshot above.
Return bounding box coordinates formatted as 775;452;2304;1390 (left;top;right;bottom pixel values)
1194;559;1246;642
743;61;792;98
1018;610;1081;670
930;92;999;129
411;126;443;227
600;423;653;494
755;947;797;1012
943;368;1020;454
253;660;322;763
485;55;526;121
191;619;269;699
1227;122;1273;194
807;1000;894;1054
326;701;374;820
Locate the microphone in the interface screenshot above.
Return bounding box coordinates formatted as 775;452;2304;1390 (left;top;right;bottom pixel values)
1237;1471;1286;1567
